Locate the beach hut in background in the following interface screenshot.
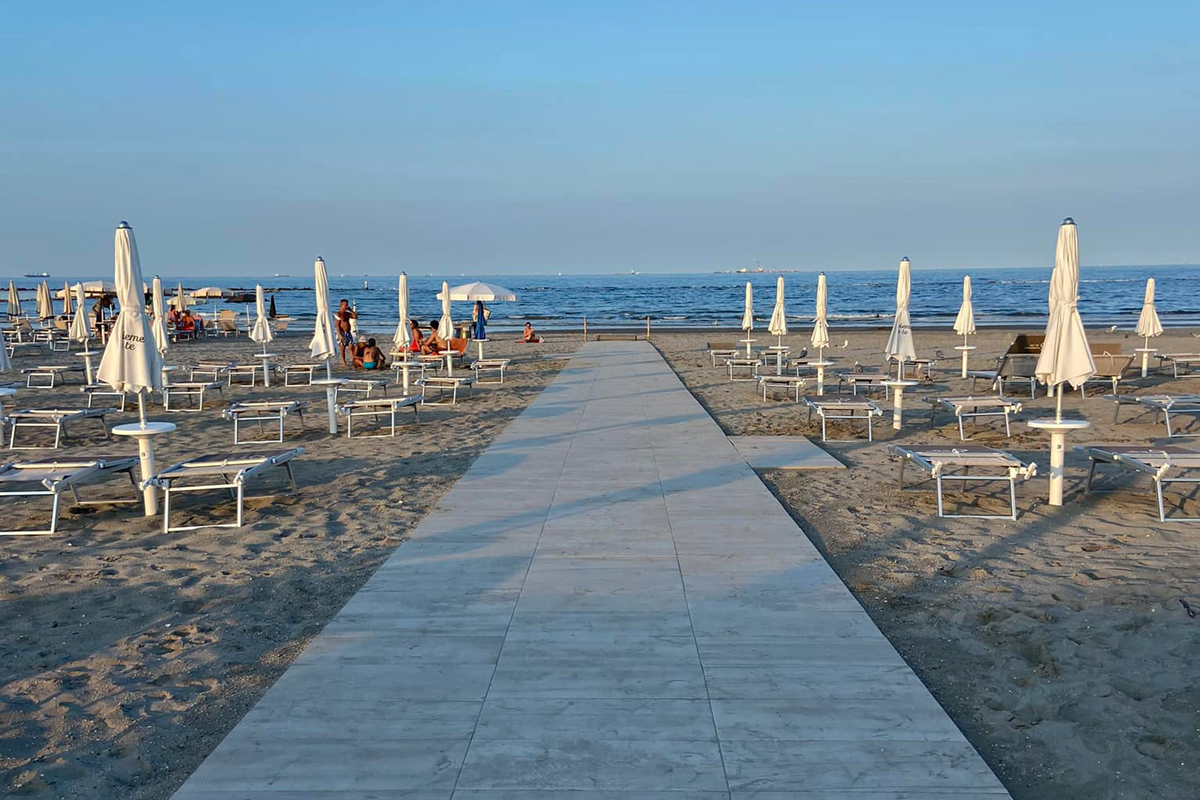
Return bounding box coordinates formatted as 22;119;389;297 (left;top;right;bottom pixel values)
885;257;916;379
309;257;341;434
740;282;754;356
36;281;54;320
97;222;172;517
953;275;977;378
766;275;788;374
810;272;832;394
1135;278;1163;377
7;280;22;319
1029;217;1094;506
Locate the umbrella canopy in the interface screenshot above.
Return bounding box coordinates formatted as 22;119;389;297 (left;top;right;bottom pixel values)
1136;277;1163;340
174;282;189;312
97;222;163;395
767;276;787;337
393;273;411;350
953;275;976;337
62;281;73;315
7;280;21;317
741;282;754;331
36;281;54;319
437;281;518;302
437;281;454;339
150;276;169;357
811;272;830;350
192;286;229;299
309;258;336;363
250;284;274;345
69;284;91;343
884;257;917;363
1035;218;1095;390
473;300;487;340
72;280;118;297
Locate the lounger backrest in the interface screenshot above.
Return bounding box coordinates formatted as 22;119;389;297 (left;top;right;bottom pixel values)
218;318;238;332
448;338;468;355
274;317;290;332
708;342;735;350
1092;353;1134;377
1089;341;1122;355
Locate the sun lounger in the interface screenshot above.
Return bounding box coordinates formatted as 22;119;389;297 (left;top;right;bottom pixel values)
1077;443;1200;522
8;341;45;358
887;356;937;381
755;374;807;401
1080;353;1135;397
189;362;236;382
3;407;115;449
23;364;85;388
226;363;263;386
925;395;1023;439
420;375;474;405
0;456;139;535
335;395;421;438
1155;353;1200;378
471;359;510;384
335;377;390;401
888;444;1038;520
148;448;304;532
707;342;739;367
283;363;322;386
968;333;1043;396
726;357;760;381
804;394;883;441
161;381;224;411
836;372;891;398
82;383;128;411
223;401;307;444
1103;393;1200;437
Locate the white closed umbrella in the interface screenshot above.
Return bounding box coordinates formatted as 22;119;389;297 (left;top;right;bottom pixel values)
811;273;830;351
7;280;21;318
437;281;454;340
62;281;73;315
438;281;518;302
1136;277;1163;344
0;332;10;374
175;282;188;312
953;275;977;378
885;257;917;378
766;276;787;374
309;257;336;378
249;284;273;352
394;273;411;351
69;284;91;346
150;276;169;357
1036;218;1095;420
36;281;54;320
740;281;754;355
98;223;163;419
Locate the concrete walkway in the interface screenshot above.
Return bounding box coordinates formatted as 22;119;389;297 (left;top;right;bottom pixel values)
173;341;1011;799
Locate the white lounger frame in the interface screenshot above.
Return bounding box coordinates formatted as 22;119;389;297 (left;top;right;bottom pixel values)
804;395;883;442
23;365;85;388
888;444;1038;520
725;357;760;381
284;364;321;386
1103;393;1200;437
336;395;421;438
0;456;139;535
836;373;891;398
189;363;236;383
420;376;474;405
1078;444;1200;522
4;407;115;449
149;448;304;532
471;359;510;384
335;378;390;401
223;401;307;444
926;395;1023;439
162;381;224;411
756;374;806;402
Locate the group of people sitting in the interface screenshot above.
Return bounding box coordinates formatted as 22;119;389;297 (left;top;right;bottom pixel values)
165;305;204;334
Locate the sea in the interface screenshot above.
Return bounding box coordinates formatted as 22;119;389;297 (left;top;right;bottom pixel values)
20;264;1200;334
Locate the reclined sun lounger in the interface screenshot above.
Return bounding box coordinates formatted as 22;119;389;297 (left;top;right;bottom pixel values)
3;407;115;449
420;375;474;405
189;362;236;383
161;381;224;411
1102;393;1200;436
756;374;807;402
1081;353;1135;397
223;400;307;444
0;456;140;535
471;358;510;384
335;395;421;438
707;342;739;367
925;395;1023;439
888;444;1038;520
1155;353;1200;378
967;333;1043;396
148;448;304;532
836;372;891;398
803;394;883;441
1076;443;1200;522
23;364;85;388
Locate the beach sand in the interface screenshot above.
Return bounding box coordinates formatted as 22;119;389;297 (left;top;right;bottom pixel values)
654;327;1200;800
0;330;578;799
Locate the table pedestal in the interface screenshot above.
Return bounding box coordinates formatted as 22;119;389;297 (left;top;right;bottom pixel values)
811;360;833;396
312;378;346;435
739;337;756;357
397;360;415;394
767;345;788;376
475;338;487;360
955;344;976;379
1027;418;1091;506
1135;347;1156;378
882;380;919;430
112;421;177;516
257;353;276;387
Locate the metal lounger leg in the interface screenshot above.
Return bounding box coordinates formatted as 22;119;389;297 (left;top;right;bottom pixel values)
162;483;172;533
236;482;244;527
935;474;945;516
1156;479;1167;523
50;492;61;533
1009;478;1017;520
1085;459;1098;493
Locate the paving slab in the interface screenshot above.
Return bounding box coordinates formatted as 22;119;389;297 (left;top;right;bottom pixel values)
171;341;1009;799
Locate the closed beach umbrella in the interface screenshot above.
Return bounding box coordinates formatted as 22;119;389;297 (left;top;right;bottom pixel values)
175;282;188;312
69;284;91;344
62;281;73;315
740;281;754;355
150;276;169;357
309;257;336;377
811;272;830;351
269;294;277;318
768;276;787;341
249;284;273;351
7;280;21;318
97;222;162;422
1136;278;1163;343
885;257;917;377
437;280;453;340
473;300;487;340
394;273;411;351
1035;218;1094;420
439;281;518;302
36;281;54;320
954;275;976;338
0;332;10;374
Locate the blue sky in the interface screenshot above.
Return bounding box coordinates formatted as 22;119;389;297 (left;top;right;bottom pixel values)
3;0;1197;276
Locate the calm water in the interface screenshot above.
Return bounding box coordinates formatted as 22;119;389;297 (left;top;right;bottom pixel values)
25;265;1200;334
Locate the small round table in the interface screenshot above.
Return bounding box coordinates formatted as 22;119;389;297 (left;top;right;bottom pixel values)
394;358;417;394
955;344;976;379
766;345;789;376
882;380;919;430
256;352;276;387
311;377;346;435
739;337;756;357
1134;347;1157;378
112;421;177;516
1028;418;1091;507
76;350;99;384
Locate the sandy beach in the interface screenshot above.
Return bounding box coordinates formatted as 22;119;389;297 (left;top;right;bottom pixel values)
0;331;578;799
654;327;1200;800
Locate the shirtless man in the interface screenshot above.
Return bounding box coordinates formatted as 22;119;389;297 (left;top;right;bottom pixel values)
360;338;388;371
336;299;357;366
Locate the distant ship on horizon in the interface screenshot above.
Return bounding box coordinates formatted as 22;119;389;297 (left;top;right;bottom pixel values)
23;271;49;278
736;260;765;274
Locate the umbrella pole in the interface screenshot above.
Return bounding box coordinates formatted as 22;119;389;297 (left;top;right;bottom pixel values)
325;360;332;380
138;391;148;427
1055;383;1063;423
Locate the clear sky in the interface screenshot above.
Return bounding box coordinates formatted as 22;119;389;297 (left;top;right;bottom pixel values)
3;0;1197;276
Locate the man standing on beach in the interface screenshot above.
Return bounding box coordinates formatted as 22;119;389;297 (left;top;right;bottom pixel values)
335;298;357;366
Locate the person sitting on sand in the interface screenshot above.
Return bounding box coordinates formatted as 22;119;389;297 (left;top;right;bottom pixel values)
360;338;388;371
425;321;447;353
520;322;540;343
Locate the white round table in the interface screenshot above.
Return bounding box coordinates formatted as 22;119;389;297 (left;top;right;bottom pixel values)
312;378;346;435
1028;418;1091;506
257;352;276;387
1134;347;1157;378
112;421;177;516
739;337;756;357
882;380;919;430
76;350;99;384
955;344;976;379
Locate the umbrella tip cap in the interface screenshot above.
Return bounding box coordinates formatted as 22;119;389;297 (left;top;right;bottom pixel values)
117;220;130;229
1062;217;1075;225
